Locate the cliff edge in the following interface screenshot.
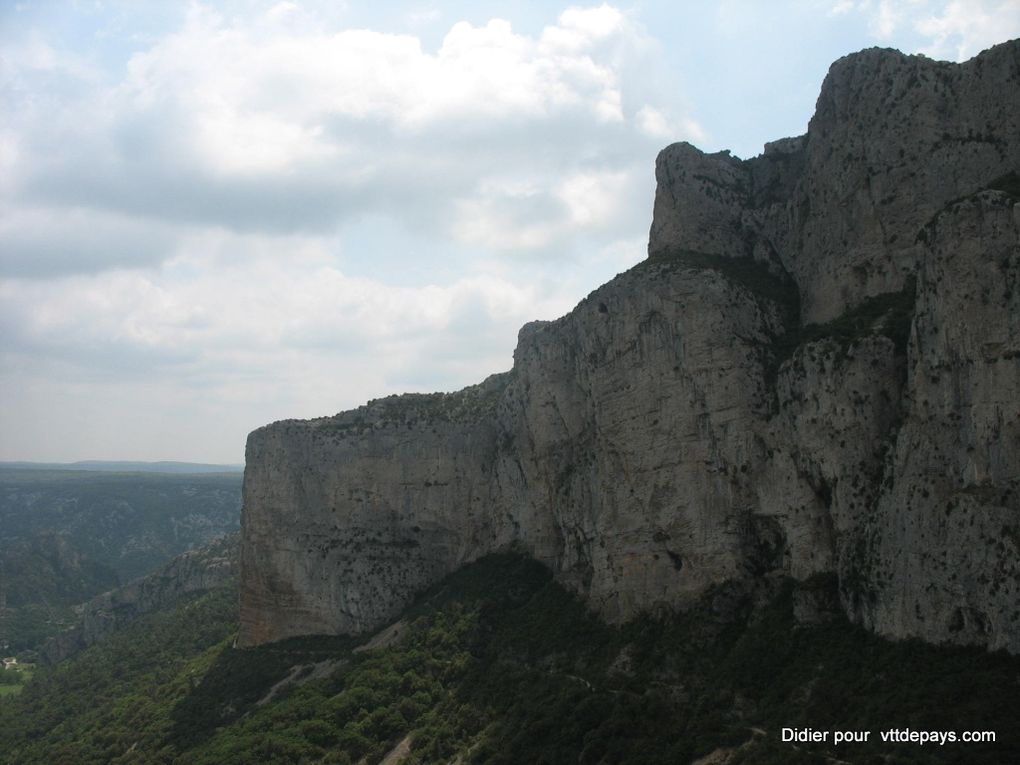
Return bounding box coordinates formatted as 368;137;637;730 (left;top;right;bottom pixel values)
240;41;1020;653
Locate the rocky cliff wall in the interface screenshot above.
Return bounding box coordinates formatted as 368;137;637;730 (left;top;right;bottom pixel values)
240;379;512;644
650;43;1020;324
240;41;1020;653
860;190;1020;652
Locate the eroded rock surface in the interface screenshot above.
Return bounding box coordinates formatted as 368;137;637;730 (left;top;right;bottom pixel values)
241;41;1020;653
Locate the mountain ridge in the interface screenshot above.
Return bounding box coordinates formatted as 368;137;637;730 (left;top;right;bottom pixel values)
240;40;1020;653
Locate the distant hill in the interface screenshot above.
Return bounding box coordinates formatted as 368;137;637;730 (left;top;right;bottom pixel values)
0;468;241;652
0;460;243;474
41;532;239;664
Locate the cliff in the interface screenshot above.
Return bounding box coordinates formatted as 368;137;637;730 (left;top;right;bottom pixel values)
42;532;238;663
240;41;1020;653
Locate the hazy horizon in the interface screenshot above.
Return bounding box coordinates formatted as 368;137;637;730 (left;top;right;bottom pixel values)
0;459;244;471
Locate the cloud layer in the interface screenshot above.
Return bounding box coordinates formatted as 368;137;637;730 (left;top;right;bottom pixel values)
2;1;1018;462
1;3;682;460
830;0;1020;60
4;3;685;274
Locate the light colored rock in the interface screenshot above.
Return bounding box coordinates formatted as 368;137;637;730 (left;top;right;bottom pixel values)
240;377;512;644
353;619;408;653
499;261;789;622
240;262;793;644
378;734;413;765
651;42;1020;324
858;191;1020;653
649;143;753;259
785;45;1020;323
239;41;1020;653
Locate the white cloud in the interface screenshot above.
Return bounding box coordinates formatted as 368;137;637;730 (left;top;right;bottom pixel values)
449;167;641;251
635;105;670;138
0;207;181;277
830;0;857;14
3;2;674;257
0;2;683;461
826;0;910;38
405;8;442;26
266;2;298;22
635;105;707;143
827;0;1020;59
112;5;633;161
874;0;904;38
558;170;628;226
915;1;1020;60
0;235;583;459
554;4;626;43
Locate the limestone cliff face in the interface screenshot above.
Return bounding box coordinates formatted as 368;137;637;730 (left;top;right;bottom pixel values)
650;43;1020;324
496;263;790;622
859;191;1020;652
241;41;1020;653
240;381;511;643
240;265;791;642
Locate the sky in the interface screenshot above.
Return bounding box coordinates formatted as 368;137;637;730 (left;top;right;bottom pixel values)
1;1;1018;464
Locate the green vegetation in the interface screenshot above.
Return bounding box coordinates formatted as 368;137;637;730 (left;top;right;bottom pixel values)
0;468;240;651
0;665;34;697
2;555;1018;764
319;372;512;438
1;601;83;654
641;248;801;323
0;586;239;763
770;277;917;375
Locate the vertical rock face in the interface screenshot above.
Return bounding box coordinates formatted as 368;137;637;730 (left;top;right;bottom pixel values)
240;41;1020;653
498;263;789;622
240;379;512;644
649;144;755;259
859;191;1020;652
651;44;1020;324
787;45;1020;323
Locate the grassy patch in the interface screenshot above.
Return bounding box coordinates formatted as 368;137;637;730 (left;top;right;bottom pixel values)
0;666;33;697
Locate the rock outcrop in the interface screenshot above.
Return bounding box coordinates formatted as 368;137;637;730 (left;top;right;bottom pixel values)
42;532;238;663
650;43;1020;324
240;41;1020;653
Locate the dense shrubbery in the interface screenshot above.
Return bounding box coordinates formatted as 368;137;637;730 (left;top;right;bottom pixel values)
1;555;1017;764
